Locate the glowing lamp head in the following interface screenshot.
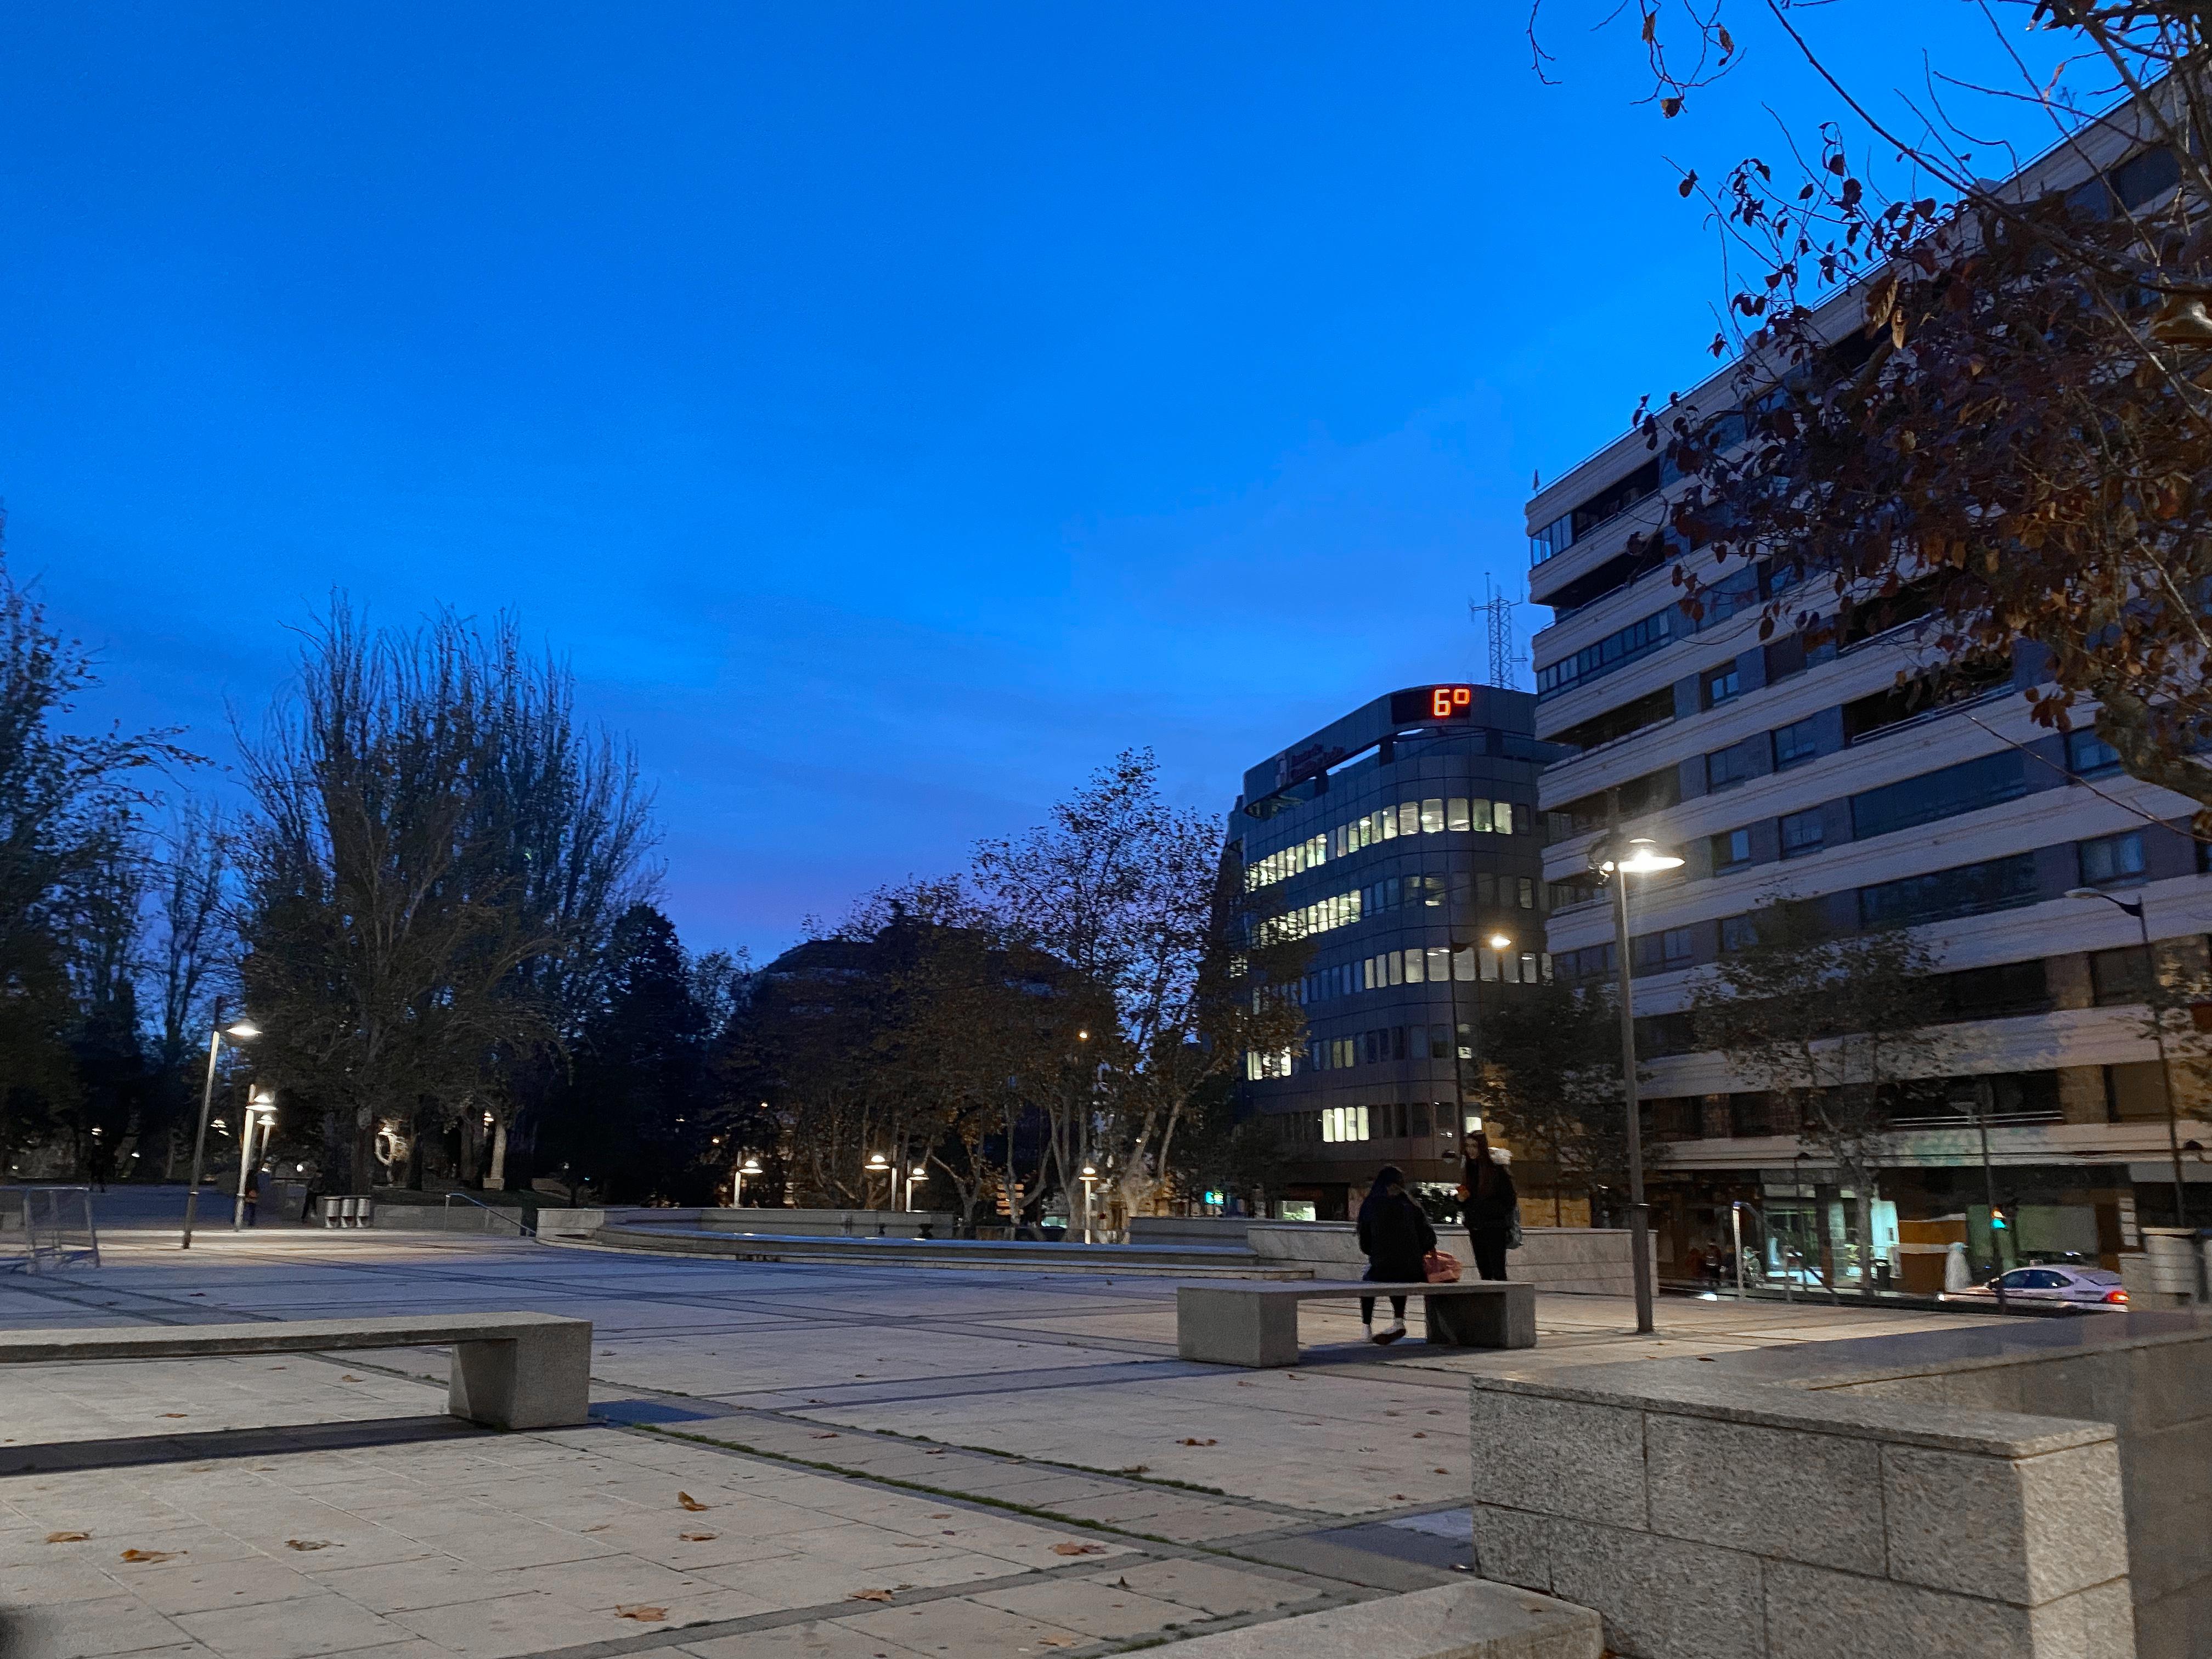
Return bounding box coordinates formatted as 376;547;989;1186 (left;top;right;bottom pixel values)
224;1018;262;1039
1592;836;1683;877
1487;932;1513;951
740;1157;763;1176
866;1153;890;1171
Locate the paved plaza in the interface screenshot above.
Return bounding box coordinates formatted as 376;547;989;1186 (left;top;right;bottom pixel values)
0;1216;2002;1659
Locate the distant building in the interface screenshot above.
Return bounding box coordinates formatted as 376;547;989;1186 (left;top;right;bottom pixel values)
1522;119;2212;1286
1229;685;1562;1219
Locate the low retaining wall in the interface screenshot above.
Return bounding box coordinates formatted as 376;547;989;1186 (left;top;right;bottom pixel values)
535;1205;954;1241
1469;1312;2212;1658
2122;1228;2211;1308
1246;1222;1650;1296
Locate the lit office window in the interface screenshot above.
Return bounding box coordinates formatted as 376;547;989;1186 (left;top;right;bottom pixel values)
1448;798;1471;832
1421;799;1444;834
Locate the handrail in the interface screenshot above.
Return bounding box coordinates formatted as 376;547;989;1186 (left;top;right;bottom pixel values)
444;1190;536;1238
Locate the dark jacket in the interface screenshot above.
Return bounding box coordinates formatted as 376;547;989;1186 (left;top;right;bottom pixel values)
1357;1185;1437;1284
1462;1153;1517;1232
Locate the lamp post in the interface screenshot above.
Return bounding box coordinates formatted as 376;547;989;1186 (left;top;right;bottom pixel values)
867;1152;892;1211
1080;1164;1099;1245
1590;833;1683;1336
733;1155;763;1208
234;1088;276;1229
182;1011;261;1250
2066;885;2188;1227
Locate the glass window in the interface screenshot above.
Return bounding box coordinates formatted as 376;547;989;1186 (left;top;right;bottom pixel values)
1517;876;1536;909
1771;717;1821;771
1470;799;1494;832
1720;915;1758;953
1707;743;1754;792
2079;831;2147;888
1403;949;1424;984
1426;946;1451;981
1397;802;1419;837
1702;663;1741;708
1452;946;1475;981
1712;827;1752;871
2066;728;2123;779
1420;799;1444;834
1858;852;2041;928
2090;946;2152;1007
1387;951;1404;986
1496;801;1517;834
1479;947;1503;982
1661;928;1695;967
1447;797;1471;832
1780;809;1826;860
1850;751;2029;841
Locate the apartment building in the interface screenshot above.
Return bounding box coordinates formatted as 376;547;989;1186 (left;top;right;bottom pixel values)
1523;121;2212;1286
1229;685;1559;1219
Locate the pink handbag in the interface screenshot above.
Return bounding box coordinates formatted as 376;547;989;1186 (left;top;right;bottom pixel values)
1423;1250;1463;1284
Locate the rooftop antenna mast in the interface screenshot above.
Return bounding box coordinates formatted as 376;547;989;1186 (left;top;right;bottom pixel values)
1474;577;1520;690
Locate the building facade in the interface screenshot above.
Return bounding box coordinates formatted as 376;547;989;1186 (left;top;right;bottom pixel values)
1522;122;2212;1289
1230;685;1560;1219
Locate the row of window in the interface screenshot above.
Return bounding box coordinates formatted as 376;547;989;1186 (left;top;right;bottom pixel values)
1279;1102;1483;1145
1308;1023;1460;1072
1358;944;1547;990
1245;797;1526;891
1260;867;1545;945
1706;715;1822;791
1558;833;2162;983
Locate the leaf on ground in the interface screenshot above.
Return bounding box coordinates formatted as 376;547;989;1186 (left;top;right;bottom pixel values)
119;1549;181;1564
1434;1468;1449;1475
1037;1639;1079;1649
1051;1543;1108;1556
284;1540;335;1551
924;1448;946;1455
580;1524;612;1533
929;1514;951;1519
679;1532;718;1543
158;1413;187;1419
341;1375;363;1383
43;1531;89;1544
1175;1438;1216;1447
847;1588;896;1603
613;1606;667;1622
676;1492;709;1511
809;1431;839;1440
1412;1432;1427;1440
1118;1465;1149;1475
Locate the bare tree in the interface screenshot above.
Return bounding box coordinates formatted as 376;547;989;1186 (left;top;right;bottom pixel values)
1690;896;1941;1298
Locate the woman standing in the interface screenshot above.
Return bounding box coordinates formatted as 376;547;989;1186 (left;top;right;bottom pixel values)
1461;1131;1516;1282
1356;1165;1435;1345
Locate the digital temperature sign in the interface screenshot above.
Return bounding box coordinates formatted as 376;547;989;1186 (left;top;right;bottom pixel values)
1389;685;1476;724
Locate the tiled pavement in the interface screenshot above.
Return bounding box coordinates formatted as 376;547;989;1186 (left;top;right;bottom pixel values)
0;1215;2000;1659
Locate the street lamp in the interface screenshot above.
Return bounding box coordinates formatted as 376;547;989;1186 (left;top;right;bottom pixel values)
182;1011;261;1250
907;1165;928;1213
733;1155;763;1208
1590;833;1684;1335
1079;1164;1100;1245
234;1088;277;1230
867;1152;892;1211
2067;885;2189;1227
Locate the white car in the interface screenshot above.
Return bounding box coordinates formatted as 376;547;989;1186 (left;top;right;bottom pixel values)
1949;1264;2130;1310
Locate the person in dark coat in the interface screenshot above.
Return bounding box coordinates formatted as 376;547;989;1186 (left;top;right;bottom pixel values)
1460;1130;1516;1282
1356;1165;1436;1345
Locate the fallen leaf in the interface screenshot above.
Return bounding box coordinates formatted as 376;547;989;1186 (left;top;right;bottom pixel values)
676;1492;709;1512
614;1606;668;1622
847;1588;896;1603
1051;1543;1108;1556
1434;1468;1449;1474
44;1531;89;1544
1412;1432;1427;1440
929;1514;951;1519
119;1549;181;1564
1038;1640;1078;1649
679;1531;718;1543
924;1448;946;1456
341;1375;363;1382
1175;1438;1216;1447
158;1413;188;1419
809;1432;839;1440
284;1540;335;1552
893;1542;930;1549
1118;1465;1149;1475
580;1524;612;1533
1389;1494;1406;1502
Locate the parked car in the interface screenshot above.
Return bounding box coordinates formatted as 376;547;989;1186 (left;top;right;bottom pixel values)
1946;1264;2130;1309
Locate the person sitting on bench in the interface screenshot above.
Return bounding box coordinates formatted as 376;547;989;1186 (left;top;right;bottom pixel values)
1356;1165;1434;1345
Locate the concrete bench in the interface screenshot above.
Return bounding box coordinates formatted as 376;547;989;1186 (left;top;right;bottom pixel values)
1177;1280;1536;1367
0;1312;591;1430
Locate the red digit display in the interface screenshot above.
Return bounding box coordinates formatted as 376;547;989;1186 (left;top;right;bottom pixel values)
1431;685;1472;719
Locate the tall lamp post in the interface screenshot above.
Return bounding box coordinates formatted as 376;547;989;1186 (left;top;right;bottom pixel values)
234;1088;276;1229
1079;1163;1099;1245
182;1011;261;1250
2066;885;2188;1227
733;1155;763;1208
1590;833;1684;1336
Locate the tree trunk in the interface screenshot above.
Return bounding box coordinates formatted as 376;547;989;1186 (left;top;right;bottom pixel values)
487;1121;508;1190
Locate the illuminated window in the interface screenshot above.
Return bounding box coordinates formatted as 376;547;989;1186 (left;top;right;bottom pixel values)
1420;799;1444;834
1426;947;1450;981
1452;946;1475;981
1447;798;1471;832
1397;802;1419;837
1402;949;1424;984
1471;799;1494;832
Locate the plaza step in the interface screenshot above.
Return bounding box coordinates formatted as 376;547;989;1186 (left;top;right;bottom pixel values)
587;1223;1315;1277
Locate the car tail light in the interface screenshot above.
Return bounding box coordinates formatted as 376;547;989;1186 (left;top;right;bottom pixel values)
2104;1288;2129;1305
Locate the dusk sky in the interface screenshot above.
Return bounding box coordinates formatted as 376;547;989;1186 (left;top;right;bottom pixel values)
5;4;2069;959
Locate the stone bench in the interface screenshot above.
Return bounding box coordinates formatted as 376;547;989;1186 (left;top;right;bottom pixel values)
0;1312;592;1431
1177;1280;1536;1367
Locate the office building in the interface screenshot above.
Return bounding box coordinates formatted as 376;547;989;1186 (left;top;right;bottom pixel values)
1229;685;1560;1218
1523;121;2212;1286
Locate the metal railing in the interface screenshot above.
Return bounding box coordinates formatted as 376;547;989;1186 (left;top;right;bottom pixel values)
0;1186;101;1273
444;1190;536;1238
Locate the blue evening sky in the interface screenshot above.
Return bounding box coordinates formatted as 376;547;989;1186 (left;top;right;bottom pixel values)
4;4;2068;957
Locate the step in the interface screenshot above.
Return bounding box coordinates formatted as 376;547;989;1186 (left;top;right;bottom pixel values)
589;1224;1315;1278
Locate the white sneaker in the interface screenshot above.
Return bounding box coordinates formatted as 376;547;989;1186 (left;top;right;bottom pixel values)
1375;1321;1406;1346
1362;1322;1375;1342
